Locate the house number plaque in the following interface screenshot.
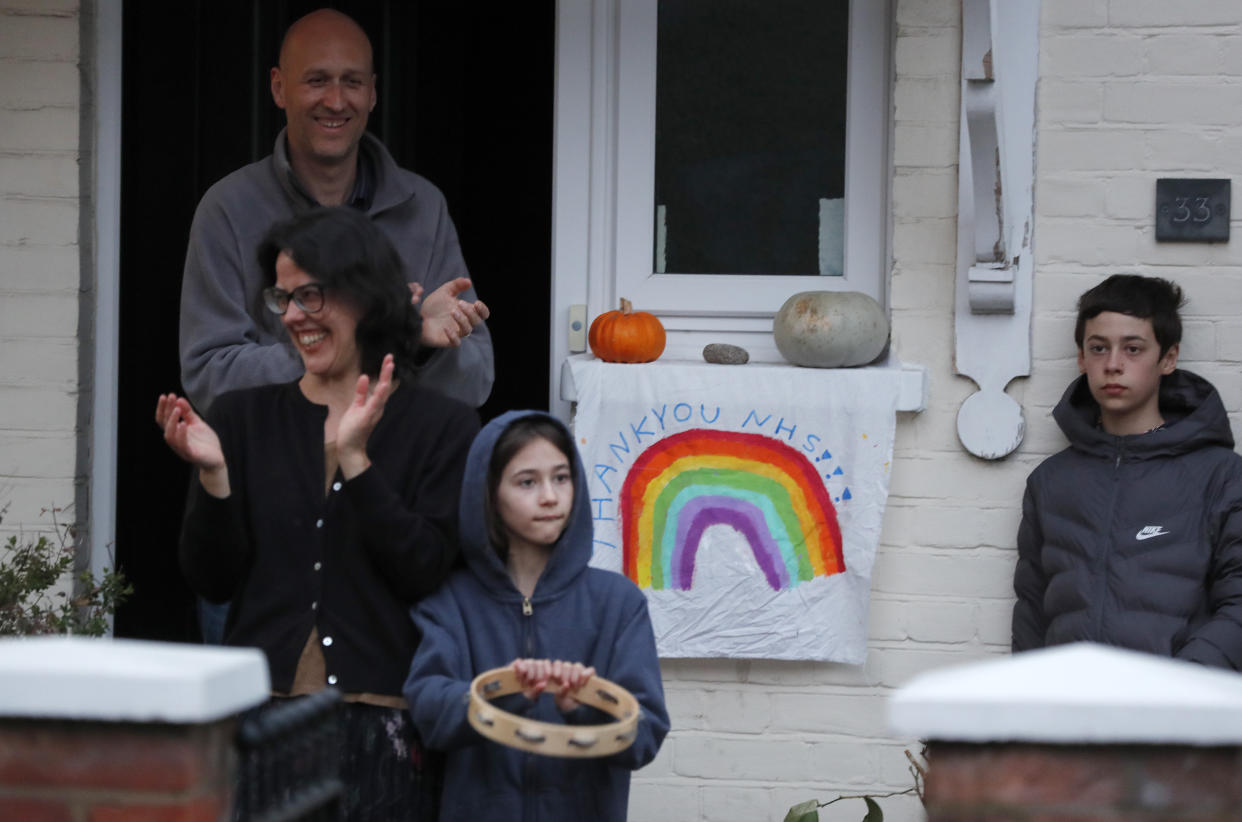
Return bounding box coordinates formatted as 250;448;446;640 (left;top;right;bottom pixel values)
1156;178;1230;242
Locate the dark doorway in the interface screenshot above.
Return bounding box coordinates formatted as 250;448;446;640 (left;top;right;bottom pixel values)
114;1;554;641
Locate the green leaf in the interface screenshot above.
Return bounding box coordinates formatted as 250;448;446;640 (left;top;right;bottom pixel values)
862;796;883;822
784;800;819;822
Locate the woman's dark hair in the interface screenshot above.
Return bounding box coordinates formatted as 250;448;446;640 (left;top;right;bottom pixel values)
485;416;576;557
1074;274;1185;357
257;206;421;379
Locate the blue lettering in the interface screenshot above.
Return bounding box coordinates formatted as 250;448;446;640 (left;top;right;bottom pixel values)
673;402;692;422
608;431;631;463
775;417;796;441
593;464;618;494
630;415;654;444
803;433;821;454
741;410;772;429
590;498;614;521
699;404;721;424
651;404;668;430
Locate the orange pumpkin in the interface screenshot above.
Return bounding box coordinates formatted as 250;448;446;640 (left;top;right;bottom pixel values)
588;298;666;363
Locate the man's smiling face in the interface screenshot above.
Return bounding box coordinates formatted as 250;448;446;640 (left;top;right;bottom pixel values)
270;10;377;173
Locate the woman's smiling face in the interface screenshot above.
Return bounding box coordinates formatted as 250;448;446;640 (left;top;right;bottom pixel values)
275;250;362;383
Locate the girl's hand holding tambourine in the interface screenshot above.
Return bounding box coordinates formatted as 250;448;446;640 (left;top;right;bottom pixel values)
511;658;597;713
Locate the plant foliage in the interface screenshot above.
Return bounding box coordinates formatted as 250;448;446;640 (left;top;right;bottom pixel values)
0;505;131;636
782;747;926;822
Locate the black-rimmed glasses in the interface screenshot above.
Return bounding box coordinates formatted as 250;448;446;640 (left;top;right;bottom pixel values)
263;283;326;315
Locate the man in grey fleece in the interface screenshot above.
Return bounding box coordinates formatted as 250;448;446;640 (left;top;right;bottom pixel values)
180;8;493;644
179;8;493;415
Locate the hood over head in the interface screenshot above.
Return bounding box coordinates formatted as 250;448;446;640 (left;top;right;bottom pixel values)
1054;368;1234;458
458;410;594;600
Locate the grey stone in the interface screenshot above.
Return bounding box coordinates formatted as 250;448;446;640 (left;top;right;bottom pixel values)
702;343;749;365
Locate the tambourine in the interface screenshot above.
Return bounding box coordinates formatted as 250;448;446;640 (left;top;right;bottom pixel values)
467;666;640;758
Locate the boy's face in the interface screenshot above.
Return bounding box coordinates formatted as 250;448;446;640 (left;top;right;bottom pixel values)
1077;311;1178;435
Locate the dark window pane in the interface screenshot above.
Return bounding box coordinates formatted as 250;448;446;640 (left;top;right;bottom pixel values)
654;0;849;275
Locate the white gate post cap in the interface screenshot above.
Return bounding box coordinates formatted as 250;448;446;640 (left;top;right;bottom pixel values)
889;642;1242;745
0;636;269;723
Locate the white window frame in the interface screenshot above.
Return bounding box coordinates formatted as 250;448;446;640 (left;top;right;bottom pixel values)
549;0;893;412
614;0;891;317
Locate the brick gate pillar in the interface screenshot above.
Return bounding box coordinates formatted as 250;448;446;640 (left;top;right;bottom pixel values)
889;643;1242;821
0;636;268;822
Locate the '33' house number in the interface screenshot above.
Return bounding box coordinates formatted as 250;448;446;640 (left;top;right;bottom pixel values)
1156;178;1230;242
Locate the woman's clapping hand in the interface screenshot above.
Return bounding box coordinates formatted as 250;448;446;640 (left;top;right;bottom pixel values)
155;394;230;497
337;353;396;479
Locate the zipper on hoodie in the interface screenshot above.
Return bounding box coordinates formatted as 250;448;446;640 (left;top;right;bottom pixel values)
521;596;535;657
519;593;538;818
1095;437;1125;639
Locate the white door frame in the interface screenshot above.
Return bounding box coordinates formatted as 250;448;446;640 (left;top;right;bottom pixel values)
90;0;123;592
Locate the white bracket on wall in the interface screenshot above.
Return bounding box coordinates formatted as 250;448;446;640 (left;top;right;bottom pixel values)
955;0;1041;459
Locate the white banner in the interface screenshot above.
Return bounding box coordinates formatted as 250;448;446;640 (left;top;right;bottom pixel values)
570;358;903;663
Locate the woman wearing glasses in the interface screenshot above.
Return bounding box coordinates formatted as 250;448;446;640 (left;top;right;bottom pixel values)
156;206;478;820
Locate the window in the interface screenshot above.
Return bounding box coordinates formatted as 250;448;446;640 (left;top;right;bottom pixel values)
653;0;849;278
550;0;892;405
612;0;891;318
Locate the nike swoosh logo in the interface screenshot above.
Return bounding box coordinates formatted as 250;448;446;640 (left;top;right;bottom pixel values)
1136;526;1169;541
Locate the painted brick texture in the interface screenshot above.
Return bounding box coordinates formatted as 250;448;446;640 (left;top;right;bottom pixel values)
924;742;1242;821
0;0;81;543
0;719;235;822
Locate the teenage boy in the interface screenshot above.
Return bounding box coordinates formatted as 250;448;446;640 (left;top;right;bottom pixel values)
1012;274;1242;669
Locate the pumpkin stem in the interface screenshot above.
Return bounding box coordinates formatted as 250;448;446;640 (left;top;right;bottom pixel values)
620;297;633;314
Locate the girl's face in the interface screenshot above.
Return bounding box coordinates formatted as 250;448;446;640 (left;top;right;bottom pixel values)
275;250;362;383
495;436;573;553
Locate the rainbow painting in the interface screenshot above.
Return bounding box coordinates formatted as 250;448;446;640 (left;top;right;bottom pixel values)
620;429;845;591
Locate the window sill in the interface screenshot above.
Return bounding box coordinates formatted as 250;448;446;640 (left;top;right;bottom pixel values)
560;353;927;412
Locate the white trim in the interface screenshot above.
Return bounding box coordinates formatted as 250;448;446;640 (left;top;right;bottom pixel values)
550;0;612;419
0;637;269;723
560;353;927;412
890;643;1242;744
90;0;122;604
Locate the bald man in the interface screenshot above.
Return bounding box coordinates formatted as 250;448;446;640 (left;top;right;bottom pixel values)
179;8;493;415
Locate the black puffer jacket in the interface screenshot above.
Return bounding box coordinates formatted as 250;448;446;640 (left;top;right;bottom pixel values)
1012;369;1242;669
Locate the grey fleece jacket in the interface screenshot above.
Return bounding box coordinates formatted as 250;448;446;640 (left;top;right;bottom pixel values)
1012;369;1242;669
178;129;493;412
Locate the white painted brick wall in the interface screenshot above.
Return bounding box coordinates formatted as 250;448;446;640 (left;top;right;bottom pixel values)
0;0;80;545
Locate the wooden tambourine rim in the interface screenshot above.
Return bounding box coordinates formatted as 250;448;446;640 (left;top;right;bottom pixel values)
467;666;640;758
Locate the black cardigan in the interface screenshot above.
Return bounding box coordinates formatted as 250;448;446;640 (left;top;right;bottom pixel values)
179;380;479;695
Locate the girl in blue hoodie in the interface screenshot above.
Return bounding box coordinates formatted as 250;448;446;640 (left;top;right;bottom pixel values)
404;410;669;821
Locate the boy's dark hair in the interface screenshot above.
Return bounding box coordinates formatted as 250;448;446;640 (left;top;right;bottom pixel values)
257;206;421;380
485;416;576;557
1074;274;1185;356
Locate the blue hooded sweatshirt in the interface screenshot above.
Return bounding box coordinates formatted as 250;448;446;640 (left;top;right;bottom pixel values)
404;410;670;822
